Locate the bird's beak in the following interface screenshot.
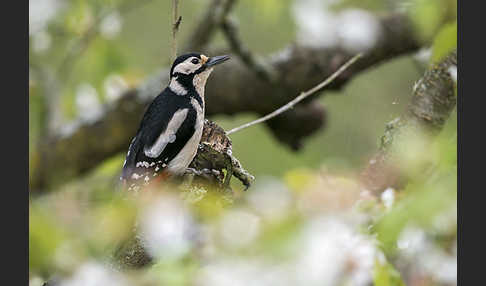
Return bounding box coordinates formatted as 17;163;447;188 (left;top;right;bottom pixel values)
205;55;230;67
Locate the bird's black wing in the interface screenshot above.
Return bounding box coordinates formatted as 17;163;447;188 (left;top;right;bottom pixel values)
121;89;197;185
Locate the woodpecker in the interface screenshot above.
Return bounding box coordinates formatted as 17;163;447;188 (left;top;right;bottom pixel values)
121;53;230;191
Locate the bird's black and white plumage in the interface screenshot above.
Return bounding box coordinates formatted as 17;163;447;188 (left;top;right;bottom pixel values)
121;53;230;191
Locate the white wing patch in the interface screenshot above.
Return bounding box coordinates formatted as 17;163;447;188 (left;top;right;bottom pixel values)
166;98;204;175
144;108;189;158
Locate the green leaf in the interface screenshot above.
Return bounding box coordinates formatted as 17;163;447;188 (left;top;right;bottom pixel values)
149;259;199;286
409;0;445;43
29;206;69;274
431;21;457;64
330;0;389;12
373;259;406;286
374;176;456;254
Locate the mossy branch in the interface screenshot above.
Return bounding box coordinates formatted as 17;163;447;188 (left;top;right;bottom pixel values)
361;51;457;192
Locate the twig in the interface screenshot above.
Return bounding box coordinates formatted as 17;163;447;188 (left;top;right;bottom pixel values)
221;16;275;82
182;0;237;52
226;53;363;135
171;0;181;61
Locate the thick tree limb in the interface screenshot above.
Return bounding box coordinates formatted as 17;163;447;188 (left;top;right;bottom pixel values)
360;51;457;193
30;13;420;191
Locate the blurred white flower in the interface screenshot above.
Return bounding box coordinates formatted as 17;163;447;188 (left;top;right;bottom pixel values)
397;226;457;284
29;0;64;35
422;247;457;284
293;1;381;52
381;187;395;210
414;48;432;64
139;196;196;260
75;83;103;122
59;121;82;138
196;258;294;286
346;236;379;286
247;177;292;220
336;9;381;53
448;66;457;83
296;218;345;284
59;261;128;286
219;209;261;249
269;46;293;63
198;215;378;286
104;74;129;103
292;0;338;48
196;258;260;286
100;12;123;39
397;226;426;256
32;29;51;53
294;217;377;286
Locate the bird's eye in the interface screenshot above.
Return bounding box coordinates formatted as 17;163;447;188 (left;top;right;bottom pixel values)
191;58;200;64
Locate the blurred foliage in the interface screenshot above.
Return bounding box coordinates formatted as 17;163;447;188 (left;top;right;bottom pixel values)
330;0;392;12
375;120;457;255
409;0;457;44
30;0;457;285
30;205;69;276
373;259;406;286
29;116;457;284
431;21;457;64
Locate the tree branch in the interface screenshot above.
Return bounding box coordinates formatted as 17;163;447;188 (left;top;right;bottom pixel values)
360;50;457;193
221;17;276;82
182;0;237;53
30;13;420;191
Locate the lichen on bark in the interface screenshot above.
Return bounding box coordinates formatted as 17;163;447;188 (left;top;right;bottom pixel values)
361;51;457;193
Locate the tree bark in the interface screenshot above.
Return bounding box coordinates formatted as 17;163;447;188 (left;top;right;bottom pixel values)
360;51;457;193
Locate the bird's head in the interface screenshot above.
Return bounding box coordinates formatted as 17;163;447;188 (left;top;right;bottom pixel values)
169;53;230;95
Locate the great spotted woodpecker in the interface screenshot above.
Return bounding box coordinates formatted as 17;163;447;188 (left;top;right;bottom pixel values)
121;53;230;191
